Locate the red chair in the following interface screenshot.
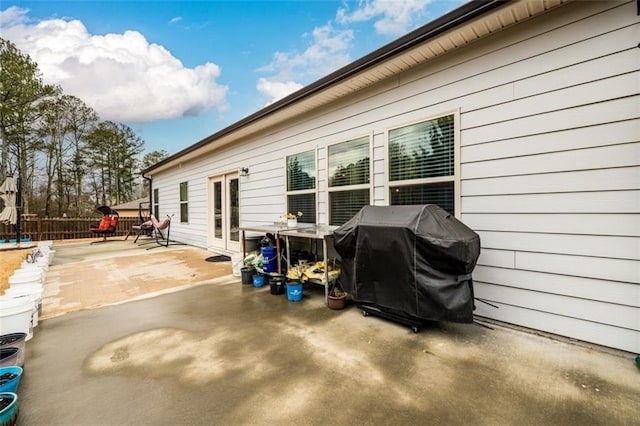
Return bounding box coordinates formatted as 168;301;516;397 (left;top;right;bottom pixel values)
90;206;119;243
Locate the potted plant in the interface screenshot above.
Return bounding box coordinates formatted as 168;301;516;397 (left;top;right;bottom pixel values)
327;281;347;310
240;254;256;285
286;211;303;228
269;274;286;295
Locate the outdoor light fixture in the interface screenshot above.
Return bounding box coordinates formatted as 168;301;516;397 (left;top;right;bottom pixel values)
240;167;249;176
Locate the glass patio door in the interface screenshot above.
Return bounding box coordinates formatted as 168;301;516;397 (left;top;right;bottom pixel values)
210;172;240;252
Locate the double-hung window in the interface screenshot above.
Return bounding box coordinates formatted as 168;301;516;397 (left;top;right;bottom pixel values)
153;188;159;219
286;150;316;224
388;112;457;214
179;181;188;223
328;136;371;226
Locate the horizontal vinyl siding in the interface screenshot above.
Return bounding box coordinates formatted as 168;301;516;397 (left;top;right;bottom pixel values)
457;1;639;352
461;213;640;237
472;266;637;307
478;231;639;261
152;168;208;248
462;167;640;195
474;301;639;354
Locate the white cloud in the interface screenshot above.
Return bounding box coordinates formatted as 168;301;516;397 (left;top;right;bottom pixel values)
169;16;182;25
256;23;353;105
0;5;28;26
0;7;228;123
256;78;303;105
255;0;440;105
336;0;433;36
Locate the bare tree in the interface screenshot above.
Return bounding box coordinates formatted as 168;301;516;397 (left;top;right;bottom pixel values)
86;121;145;207
62;96;98;216
0;37;58;214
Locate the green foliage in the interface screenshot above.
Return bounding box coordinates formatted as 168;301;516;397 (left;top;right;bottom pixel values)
142;150;169;170
86;121;144;207
0;38;150;217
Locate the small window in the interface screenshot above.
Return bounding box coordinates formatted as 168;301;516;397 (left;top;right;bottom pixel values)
153;188;159;219
328;136;370;226
179;181;188;223
286;150;316;223
388;113;456;214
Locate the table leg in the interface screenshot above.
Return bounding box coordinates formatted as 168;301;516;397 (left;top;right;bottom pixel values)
323;237;328;304
276;236;281;274
241;230;246;259
285;236;291;276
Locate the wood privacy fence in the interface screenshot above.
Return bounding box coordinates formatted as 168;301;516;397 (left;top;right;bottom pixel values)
0;217;139;242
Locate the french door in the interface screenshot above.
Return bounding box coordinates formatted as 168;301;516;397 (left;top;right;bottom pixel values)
209;172;240;252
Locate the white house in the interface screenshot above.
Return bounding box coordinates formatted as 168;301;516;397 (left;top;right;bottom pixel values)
143;0;640;354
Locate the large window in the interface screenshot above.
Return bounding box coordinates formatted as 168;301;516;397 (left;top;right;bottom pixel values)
153;188;159;218
388;113;456;214
328;136;370;225
179;181;188;223
286;150;316;223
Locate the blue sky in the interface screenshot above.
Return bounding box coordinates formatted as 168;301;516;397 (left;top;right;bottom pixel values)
0;0;464;155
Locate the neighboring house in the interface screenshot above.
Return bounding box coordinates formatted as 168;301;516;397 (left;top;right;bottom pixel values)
111;198;150;218
144;1;639;353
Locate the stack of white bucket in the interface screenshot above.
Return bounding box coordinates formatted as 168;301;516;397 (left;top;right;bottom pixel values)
0;241;55;341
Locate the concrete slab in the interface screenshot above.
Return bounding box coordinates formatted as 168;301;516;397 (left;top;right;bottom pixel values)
40;240;233;319
16;242;640;425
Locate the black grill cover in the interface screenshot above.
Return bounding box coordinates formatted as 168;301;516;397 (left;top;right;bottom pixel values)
333;205;481;323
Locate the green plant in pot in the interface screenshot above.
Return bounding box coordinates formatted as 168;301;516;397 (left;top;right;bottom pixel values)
327;280;347;310
241;254;256;285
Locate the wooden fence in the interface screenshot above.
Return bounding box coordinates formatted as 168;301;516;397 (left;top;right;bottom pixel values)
0;217;139;242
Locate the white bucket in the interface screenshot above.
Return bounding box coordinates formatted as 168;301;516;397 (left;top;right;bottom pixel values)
12;268;44;279
22;258;49;270
9;272;42;285
5;284;43;319
0;296;34;340
231;253;243;277
3;293;39;328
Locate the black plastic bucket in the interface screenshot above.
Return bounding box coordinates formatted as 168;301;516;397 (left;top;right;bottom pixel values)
241;267;254;285
269;274;285;295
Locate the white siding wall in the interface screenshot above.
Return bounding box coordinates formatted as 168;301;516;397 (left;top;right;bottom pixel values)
152;1;639;352
455;1;639;353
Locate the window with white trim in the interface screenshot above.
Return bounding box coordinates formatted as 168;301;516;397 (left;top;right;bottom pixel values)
286;150;316;224
153;188;159;219
179;181;188;223
388;113;456;214
328;136;370;226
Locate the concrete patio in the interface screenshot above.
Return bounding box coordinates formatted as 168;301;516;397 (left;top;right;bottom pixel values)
16;240;640;425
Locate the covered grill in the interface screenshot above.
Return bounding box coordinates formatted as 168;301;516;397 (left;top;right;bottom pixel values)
333;205;481;330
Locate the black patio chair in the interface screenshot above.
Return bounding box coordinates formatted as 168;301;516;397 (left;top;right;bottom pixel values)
125;201;154;243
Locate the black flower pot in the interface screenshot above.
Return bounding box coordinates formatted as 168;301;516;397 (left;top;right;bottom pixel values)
241;267;254;285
